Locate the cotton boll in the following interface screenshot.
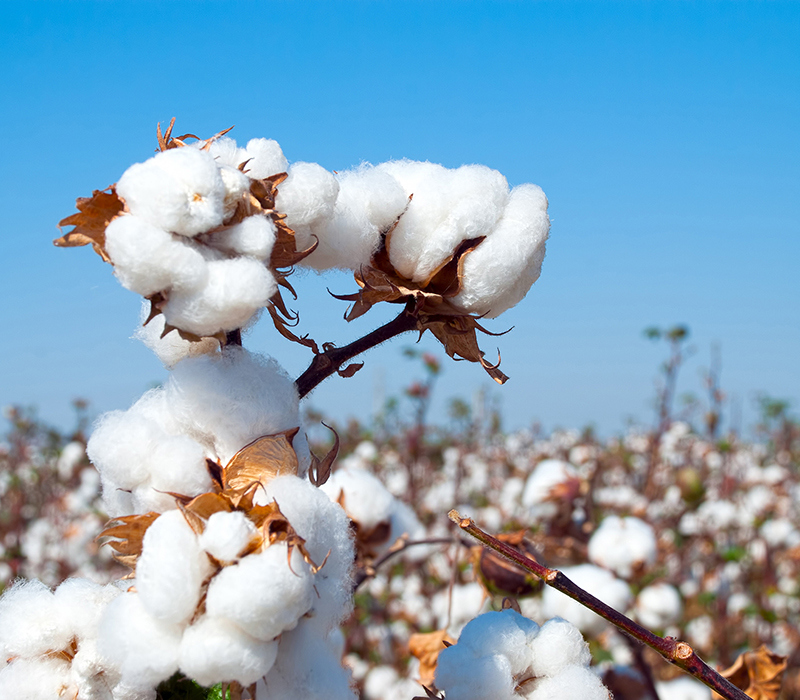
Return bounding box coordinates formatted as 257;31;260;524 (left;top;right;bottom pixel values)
199;511;258;563
146;434;213;501
205;544;314;641
97;593;182;691
541;565;632;636
218;165;252;220
117;147;227;237
162;257;277;337
264;475;355;629
521;459;580;521
134;305;220;369
457;609;539;675
53;578;121;642
105;216;209;297
452;184;549;318
207;137;248;169
377;160;509;283
588;516;657;579
259;617;357;700
165;347;304;465
0;579;73;658
528;665;609;700
435;648;517;700
634;583;683;629
244;138;289;179
275;162;339;233
303;165;407;270
179;615;279;687
135;510;212;626
528;618;591;678
320;466;395;533
207;215;276;260
0;657;74;700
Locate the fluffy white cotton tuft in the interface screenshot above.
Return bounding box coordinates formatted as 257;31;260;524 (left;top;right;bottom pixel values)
117;147;226;237
134;305;220;369
162;256;276;337
199;510;257;563
528;617;592;678
541;564;632;636
435;652;516;700
135;510;213;626
245;138;289;179
206;214;276;260
205;544;314;641
0;579;70;658
528;665;609;700
588;515;657;579
634;582;683;629
105;216;208;297
179;615;279;687
456;609;539;673
452;184;549;317
275;161;339;231
0;656;74;700
521;459;580;521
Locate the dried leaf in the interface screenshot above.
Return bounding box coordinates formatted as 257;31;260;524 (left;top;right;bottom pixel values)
717;645;787;700
54;187;125;262
223;429;300;494
308;423;339;487
409;630;456;687
97;512;160;570
337;362;363;379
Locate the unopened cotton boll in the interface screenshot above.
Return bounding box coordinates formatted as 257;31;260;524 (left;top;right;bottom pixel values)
205;544;314;641
588;516;657;579
98;593;182;691
634;583;683;629
303;165;408;270
541;564;632;636
528;618;591;678
135;510;212;626
179;615;279;687
452;184;549;318
244;138;289;179
199;510;257;563
206;214;276;259
376;160;509;283
162;256;277;337
165;347;305;465
105;216;209;297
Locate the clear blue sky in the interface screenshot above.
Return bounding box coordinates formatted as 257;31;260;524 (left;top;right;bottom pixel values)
1;1;798;437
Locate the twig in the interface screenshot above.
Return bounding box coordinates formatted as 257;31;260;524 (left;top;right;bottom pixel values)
448;510;752;700
295;304;418;398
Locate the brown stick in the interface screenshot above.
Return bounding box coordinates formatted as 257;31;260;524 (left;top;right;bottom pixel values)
295;304;418;398
448;510;752;700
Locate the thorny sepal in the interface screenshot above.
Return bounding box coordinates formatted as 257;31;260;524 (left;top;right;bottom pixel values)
332;226;510;384
96;512;160;573
54;186;125;262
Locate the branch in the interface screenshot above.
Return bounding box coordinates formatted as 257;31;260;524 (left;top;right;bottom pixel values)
295;303;418;398
448;510;753;700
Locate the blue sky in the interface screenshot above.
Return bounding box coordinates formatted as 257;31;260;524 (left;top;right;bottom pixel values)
1;1;798;437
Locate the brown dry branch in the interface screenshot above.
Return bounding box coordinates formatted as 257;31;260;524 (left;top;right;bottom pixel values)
448;510;754;700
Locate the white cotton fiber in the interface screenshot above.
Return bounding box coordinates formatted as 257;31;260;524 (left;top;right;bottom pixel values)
435;649;517;700
452;184;549;318
165;347;304;465
105;216;209;297
265;475;355;629
528;665;609;700
205;544;314;641
245;138;289;179
162;256;277;337
302;165;408;270
207;215;276;260
217;165;252;220
135;305;220;369
179;615;279;686
376;160;509;283
0;579;72;658
528;618;591;678
53;577;122;642
457;609;539;674
135;510;212;626
634;583;683;629
275;161;339;253
117;147;227;237
207;137;248;170
521;459;579;521
97;592;182;690
199;510;257;563
0;657;74;700
145;433;213;502
588;516;657;579
321;466;395;533
655;676;711;700
541;564;632;636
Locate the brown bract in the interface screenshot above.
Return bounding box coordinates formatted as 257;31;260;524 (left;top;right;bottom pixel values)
716;645;788;700
54;187;125;262
409;629;456;687
332;224;510;384
97;428;332;575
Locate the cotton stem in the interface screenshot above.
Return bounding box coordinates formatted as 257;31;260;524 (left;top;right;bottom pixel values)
448;510;752;700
